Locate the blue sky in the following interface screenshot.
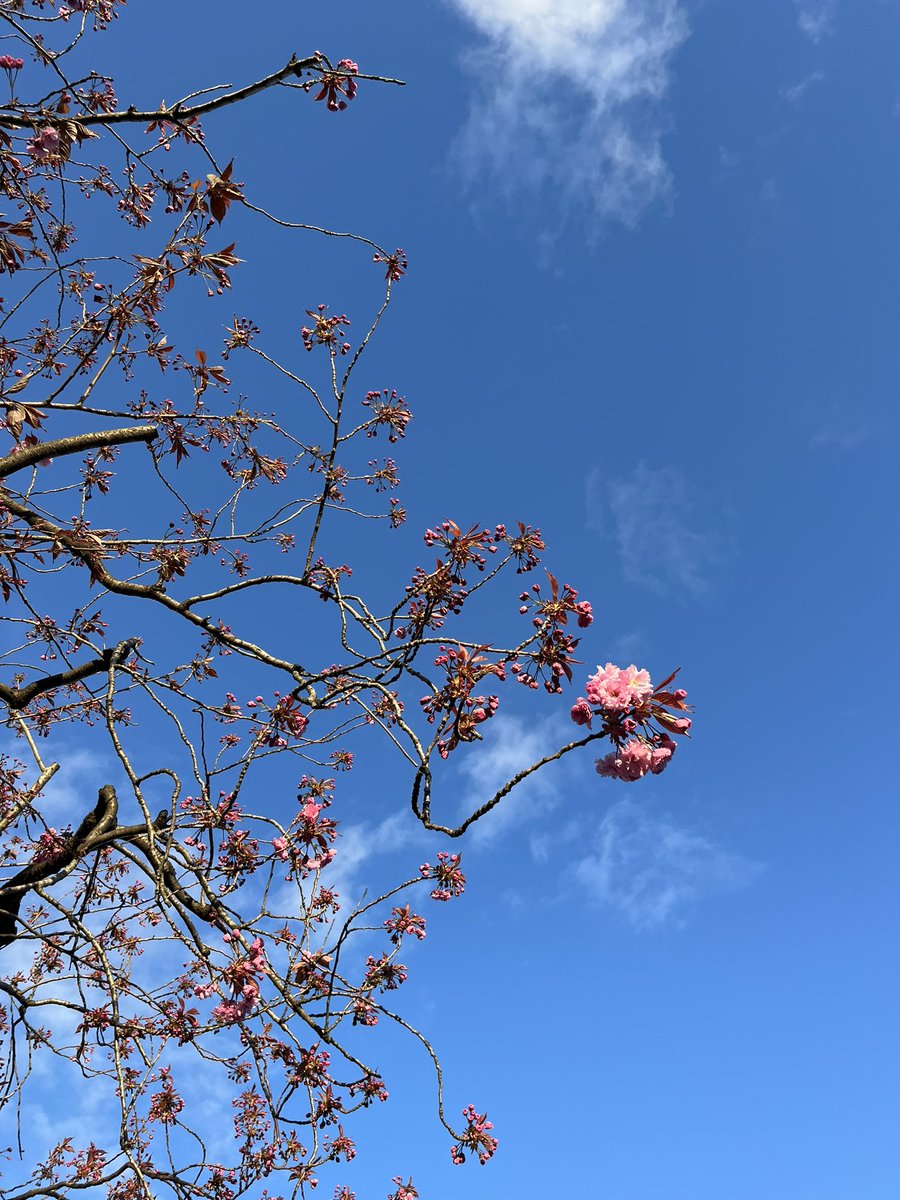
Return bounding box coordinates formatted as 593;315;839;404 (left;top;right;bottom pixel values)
7;0;900;1197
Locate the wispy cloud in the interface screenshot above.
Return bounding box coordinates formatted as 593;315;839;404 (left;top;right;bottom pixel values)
574;799;761;929
808;399;877;450
779;70;824;106
444;0;689;226
793;0;837;42
588;462;723;596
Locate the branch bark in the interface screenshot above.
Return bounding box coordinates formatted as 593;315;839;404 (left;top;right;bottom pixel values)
0;636;139;711
0;425;156;480
0;55;385;129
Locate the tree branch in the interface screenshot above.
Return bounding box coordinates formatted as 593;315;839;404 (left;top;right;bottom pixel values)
0;425;157;479
0;636;139;711
0;785;174;950
0;55;402;129
0;783;118;950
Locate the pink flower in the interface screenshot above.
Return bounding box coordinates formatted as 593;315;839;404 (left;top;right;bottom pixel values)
248;937;266;972
620;664;653;703
272;835;290;861
585;663;632;711
616;738;654;781
570;696;593;727
27;126;60;164
0;56;23;71
650;735;676;775
315;59;359;112
594;738;654;782
585;662;653;712
574;600;594;628
595;753;620;779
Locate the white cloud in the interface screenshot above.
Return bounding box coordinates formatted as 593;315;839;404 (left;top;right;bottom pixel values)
779;70;824;105
793;0;837;42
574;799;760;929
444;0;688;226
589;462;723;596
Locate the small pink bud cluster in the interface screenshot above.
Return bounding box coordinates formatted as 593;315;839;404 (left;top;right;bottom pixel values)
388;1178;419;1200
0;56;24;71
419;851;466;900
384;903;427;944
450;1104;498;1166
315;58;359;112
373;248;407;281
362;389;411;442
203;933;268;1024
301;304;350;354
30;827;69;865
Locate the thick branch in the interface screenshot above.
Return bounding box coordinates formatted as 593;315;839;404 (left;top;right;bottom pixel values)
0;785;174;950
0;426;157;479
0;783;118;949
0;636;139;711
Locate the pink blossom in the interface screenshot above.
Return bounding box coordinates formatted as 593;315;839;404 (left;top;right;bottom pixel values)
570;696;593;727
620;664;653;703
650;735;677;775
595;753;620;779
451;1104;498;1166
27;126;60;163
585;662;653;712
272;835;290;861
585;663;632;711
574;600;594;628
595;738;655;782
0;56;23;71
616;738;654;781
247;937;266;973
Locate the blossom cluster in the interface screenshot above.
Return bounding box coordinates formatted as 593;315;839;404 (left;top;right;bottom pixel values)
195;932;268;1024
571;663;691;783
315;59;359;112
301;304;351;354
450;1104;498;1166
419;851;466;901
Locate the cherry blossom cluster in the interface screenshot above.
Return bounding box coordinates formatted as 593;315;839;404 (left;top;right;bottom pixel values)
362;388;412;441
272;780;339;878
518;574;593;630
423;520;498;577
419;851;466;900
450;1104;498;1166
388;1179;419;1200
193;931;268;1024
301;304;351;354
420;645;504;757
384;903;427;943
315;59;359;112
373;247;408;281
570;663;692;783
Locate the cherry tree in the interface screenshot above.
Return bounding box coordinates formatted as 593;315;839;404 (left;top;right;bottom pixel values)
0;4;692;1198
